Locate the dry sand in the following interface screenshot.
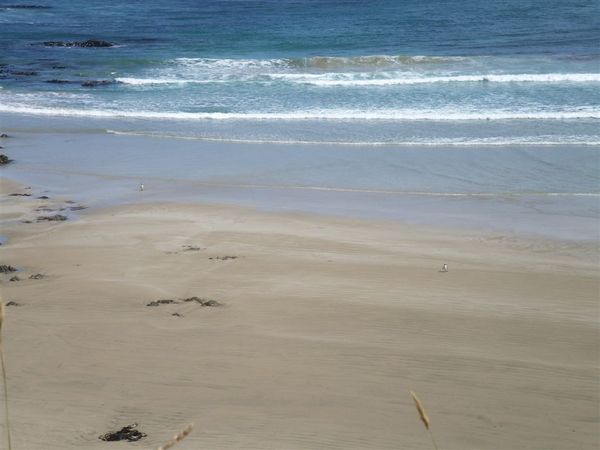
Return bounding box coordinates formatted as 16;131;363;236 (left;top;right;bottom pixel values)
0;176;598;449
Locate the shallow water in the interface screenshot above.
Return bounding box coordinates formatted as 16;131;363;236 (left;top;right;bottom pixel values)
2;117;598;241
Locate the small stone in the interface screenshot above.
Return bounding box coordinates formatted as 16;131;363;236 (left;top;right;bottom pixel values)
183;297;221;307
0;265;17;273
146;299;176;307
37;214;67;222
202;299;221;307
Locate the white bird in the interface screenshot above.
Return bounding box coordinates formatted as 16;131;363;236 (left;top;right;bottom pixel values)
139;183;144;191
441;264;448;272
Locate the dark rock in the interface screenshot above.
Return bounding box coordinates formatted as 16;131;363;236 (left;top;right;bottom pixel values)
2;5;52;9
11;70;37;76
148;297;221;307
99;424;146;442
9;276;20;282
69;205;87;211
81;79;115;87
44;39;114;48
6;301;20;307
172;312;182;317
21;220;33;224
209;255;238;261
0;265;17;273
29;273;44;280
0;154;12;165
37;214;67;222
146;299;176;307
45;79;73;84
76;39;115;47
37;196;50;199
43;41;75;47
9;193;31;197
0;134;8;138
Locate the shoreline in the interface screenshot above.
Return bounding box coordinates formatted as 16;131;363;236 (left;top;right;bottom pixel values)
1;173;598;271
0;120;599;243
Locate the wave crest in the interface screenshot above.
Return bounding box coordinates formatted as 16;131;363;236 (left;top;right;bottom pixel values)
172;55;468;71
115;72;600;87
1;104;598;121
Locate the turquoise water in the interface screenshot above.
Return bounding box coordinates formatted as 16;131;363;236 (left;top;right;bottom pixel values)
1;0;599;144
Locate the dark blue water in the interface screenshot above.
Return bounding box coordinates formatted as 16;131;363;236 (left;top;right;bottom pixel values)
2;0;598;57
1;0;599;144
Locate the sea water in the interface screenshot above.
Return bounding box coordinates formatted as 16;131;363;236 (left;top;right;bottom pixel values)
0;0;599;239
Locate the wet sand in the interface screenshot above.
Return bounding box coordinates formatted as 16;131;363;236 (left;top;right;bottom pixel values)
0;176;598;449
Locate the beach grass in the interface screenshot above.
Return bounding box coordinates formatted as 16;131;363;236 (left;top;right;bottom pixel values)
157;423;193;450
410;390;438;450
0;299;12;450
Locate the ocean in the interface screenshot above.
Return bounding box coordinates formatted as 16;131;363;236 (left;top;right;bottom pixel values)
0;0;599;239
1;0;599;144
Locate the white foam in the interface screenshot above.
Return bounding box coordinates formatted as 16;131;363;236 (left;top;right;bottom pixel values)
105;130;600;146
285;73;600;87
115;72;600;87
173;57;289;70
1;104;599;121
116;77;222;85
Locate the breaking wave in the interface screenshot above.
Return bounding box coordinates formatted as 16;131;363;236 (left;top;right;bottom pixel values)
173;55;469;70
2;104;599;121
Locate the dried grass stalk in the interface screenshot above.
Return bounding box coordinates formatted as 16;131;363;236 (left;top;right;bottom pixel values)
410;390;430;429
410;390;438;450
0;299;12;450
157;423;193;450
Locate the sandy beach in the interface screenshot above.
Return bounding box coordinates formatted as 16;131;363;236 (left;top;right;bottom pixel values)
0;175;598;450
2;1;599;448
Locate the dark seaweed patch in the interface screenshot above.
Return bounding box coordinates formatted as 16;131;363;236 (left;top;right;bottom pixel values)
99;424;146;442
